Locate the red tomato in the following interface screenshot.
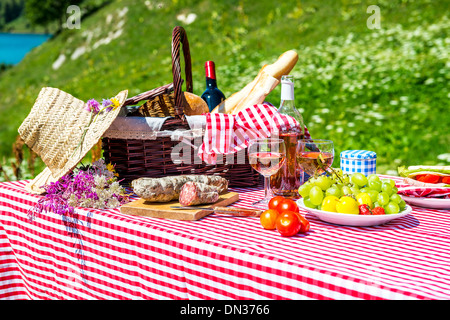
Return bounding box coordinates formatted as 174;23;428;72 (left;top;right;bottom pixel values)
276;198;299;213
294;212;310;233
260;209;279;230
268;196;285;211
275;211;301;237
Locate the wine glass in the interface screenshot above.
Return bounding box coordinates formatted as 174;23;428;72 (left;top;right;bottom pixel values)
296;139;334;177
248;138;286;209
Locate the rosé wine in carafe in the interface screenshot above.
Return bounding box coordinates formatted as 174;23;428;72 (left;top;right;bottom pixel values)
270;75;305;199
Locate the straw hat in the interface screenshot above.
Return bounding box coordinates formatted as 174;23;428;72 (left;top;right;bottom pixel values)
18;87;128;194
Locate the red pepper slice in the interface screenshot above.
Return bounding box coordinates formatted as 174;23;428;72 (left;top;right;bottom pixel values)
441;176;450;184
416;174;440;184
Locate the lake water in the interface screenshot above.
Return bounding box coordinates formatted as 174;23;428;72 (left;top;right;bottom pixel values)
0;33;52;65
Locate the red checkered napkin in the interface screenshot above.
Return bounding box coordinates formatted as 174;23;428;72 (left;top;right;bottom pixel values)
397;186;450;199
198;103;311;164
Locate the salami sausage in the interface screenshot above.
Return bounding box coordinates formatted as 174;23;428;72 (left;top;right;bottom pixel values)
179;182;219;206
132;175;228;202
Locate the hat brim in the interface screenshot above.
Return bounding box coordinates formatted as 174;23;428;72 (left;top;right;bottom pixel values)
25;167;58;194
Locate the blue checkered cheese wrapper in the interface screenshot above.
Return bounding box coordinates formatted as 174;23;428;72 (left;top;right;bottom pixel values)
340;150;377;176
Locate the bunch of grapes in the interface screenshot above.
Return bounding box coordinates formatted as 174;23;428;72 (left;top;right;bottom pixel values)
298;169;407;215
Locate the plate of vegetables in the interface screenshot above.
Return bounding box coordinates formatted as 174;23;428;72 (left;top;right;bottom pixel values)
297;170;413;226
397;165;450;209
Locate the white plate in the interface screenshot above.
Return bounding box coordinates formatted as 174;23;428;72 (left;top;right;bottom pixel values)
400;196;450;210
297;198;412;227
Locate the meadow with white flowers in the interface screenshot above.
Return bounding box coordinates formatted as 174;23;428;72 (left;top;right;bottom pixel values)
218;12;449;175
294;16;449;174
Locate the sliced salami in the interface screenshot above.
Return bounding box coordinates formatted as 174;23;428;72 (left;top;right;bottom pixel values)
132;175;228;202
179;182;219;206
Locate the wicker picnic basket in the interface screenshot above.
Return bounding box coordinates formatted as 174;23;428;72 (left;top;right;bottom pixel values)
102;26;260;187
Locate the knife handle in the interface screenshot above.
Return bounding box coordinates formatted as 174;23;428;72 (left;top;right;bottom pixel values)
213;207;262;217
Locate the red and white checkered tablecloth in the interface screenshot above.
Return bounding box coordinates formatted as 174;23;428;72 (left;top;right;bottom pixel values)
1;175;449;300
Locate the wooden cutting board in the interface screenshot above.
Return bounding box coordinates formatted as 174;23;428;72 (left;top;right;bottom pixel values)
120;192;239;221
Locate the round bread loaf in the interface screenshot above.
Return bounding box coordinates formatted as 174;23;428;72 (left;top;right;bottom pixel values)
183;92;209;115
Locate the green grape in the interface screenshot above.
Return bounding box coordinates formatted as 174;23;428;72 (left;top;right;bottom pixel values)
342;186;352;196
390;193;402;204
326;186;342;198
366;189;379;203
373;201;382;208
360;187;369;193
303;198;317;209
329;175;336;184
350;173;368;187
381;182;393;195
333;168;343;176
298;183;312;198
377;192;390;206
341;174;350;185
350;187;360;195
309;186;324;206
398;199;406;211
308;177;318;185
385;202;400;214
367;174;380;183
316;175;332;191
368;180;382;192
383;179;396;188
392;186;398;194
334;183;344;190
331;169;343;182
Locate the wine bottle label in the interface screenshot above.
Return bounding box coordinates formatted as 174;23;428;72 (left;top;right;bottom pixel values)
205;61;216;79
281;79;295;101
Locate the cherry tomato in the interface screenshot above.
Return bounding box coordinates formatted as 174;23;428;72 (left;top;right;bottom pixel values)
371;207;385;215
260;209;279;230
275;211;301;237
268;196;285;211
358;204;371;215
276;198;299;214
294;212;310;233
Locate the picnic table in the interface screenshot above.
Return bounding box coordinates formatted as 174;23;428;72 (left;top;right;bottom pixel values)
1;175;449;300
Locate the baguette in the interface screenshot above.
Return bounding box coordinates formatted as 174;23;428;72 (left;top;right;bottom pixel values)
230;71;279;115
264;50;299;81
211;65;268;114
211;50;299;114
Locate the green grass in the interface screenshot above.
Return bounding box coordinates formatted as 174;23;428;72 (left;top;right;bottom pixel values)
2;14;58;34
0;0;449;181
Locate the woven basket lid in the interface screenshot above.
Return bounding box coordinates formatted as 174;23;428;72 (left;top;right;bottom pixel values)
18;87;128;194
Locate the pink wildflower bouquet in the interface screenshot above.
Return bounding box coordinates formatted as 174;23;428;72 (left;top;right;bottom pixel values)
28;159;130;219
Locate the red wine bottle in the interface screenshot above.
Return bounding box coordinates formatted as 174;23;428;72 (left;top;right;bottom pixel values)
201;61;226;112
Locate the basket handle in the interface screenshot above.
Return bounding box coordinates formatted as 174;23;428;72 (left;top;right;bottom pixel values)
171;26;193;118
123;83;173;107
